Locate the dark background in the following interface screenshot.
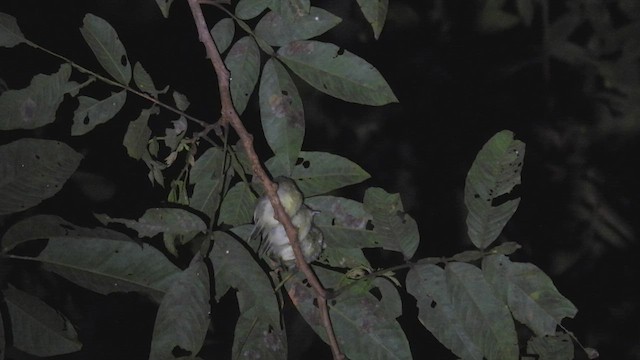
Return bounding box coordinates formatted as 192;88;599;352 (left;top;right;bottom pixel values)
1;0;639;359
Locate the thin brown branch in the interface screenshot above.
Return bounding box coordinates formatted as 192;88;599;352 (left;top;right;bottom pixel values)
184;1;344;359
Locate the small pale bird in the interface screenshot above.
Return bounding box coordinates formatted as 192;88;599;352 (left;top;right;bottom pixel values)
261;204;316;259
250;176;303;241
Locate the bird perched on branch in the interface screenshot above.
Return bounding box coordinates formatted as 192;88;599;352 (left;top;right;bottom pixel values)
250;176;303;241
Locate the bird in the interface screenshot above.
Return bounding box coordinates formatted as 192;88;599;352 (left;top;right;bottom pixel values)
261;204;316;260
250;176;303;241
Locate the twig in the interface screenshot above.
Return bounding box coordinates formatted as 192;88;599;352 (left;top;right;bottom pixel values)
184;1;344;359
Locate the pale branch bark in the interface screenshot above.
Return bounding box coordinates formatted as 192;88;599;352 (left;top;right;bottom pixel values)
185;1;344;359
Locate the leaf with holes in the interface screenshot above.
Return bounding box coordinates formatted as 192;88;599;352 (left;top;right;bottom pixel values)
277;151;369;196
33;235;180;302
363;187;419;259
482;254;577;337
0;138;82;215
255;7;341;46
526;333;574;360
225;36;260;114
80;14;131;84
464;130;525;249
5;286;82;356
260;59;305;174
278;40;397;105
123;106;158;160
287;267;412;360
0;64;83;130
356;0;388;39
95;208;206;240
0;12;27;48
72;91;126;135
149;253;210;360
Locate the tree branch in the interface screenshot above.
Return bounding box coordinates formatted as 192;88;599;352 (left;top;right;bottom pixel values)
185;1;344;358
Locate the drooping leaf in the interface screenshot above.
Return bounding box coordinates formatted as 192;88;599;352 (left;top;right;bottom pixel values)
95;208;206;239
271;151;370;196
287;267;412;360
277;40;397;105
34;235;180;302
149;253;210;360
209;232;280;326
80;14;131;84
123;106;158;160
71;91;127;135
356;0;388;39
0;64;81;130
0;12;27;48
259;59;304;174
363;188;419;258
218;181;257;226
232;305;287;360
235;0;270;20
5;286;82;356
153;0;175;18
255;8;341;46
1;214;129;253
464;130;525;249
305;196;377;260
0;138;82;215
225;36;260;114
526;333;574;360
210;18;235;54
133;62;168;97
408;262;519;360
482;254;577;337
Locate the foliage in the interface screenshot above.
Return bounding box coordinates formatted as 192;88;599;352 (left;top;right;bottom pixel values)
0;1;597;359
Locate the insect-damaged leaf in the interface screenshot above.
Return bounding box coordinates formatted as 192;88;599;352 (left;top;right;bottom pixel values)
464;130;525;249
0;64;82;130
72;91;127;135
0;138;82;215
123;106;158;160
277;40;397;105
260;59;305;175
149;253;210;360
95;208;206;239
80;14;132;84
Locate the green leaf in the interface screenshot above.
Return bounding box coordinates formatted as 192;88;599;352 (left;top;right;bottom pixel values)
279;151;369;196
0;64;81;130
71;91;126;135
373;277;402;319
526;333;574;360
287;267;411;360
134;62;168;97
356;0;389;39
482;255;577;337
219;181;257;226
259;59;304;174
190;147;226;184
80;14;131;84
235;0;270;20
407;262;519;360
149;252;210;360
225;36;260;114
464;130;525;249
210;18;235;54
189;147;228;220
1;214;129;253
123;106;158;160
172;90;190;111
232;306;287;360
363;187;420;258
5;286;82;356
0;12;27;48
34;235;180;302
190;178;223;221
209;232;280;327
305;196;378;255
153;0;175;18
255;7;341;46
277;40;397;105
0;138;83;215
270;0;310;21
407;263;483;359
95;208;206;239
